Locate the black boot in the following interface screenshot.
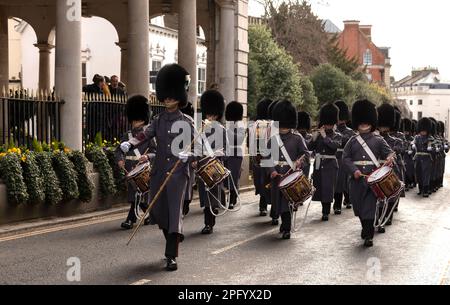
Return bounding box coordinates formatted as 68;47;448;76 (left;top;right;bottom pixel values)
364;239;374;247
165;257;178;271
121;220;134;230
259;210;268;217
321;214;329;221
281;231;291;240
378;226;386;233
271;218;279;226
201;225;213;234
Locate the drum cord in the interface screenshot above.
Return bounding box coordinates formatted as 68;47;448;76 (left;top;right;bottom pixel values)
206;175;242;217
374;196;401;229
134;191;150;221
290;186;316;233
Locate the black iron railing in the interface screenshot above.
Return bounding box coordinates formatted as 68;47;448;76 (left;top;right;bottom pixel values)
0;90;62;147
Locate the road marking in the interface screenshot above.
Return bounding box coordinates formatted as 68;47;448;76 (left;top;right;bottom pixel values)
130;279;152;285
211;228;278;255
0;214;126;243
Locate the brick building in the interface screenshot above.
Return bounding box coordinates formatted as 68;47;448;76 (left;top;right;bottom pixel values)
336;20;391;88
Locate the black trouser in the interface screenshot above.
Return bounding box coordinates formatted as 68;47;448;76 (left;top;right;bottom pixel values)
322;202;331;215
333;193;343;211
183;200;191;215
230;190;238;206
259;197;267;212
126;201;137;223
280;212;291;233
204;207;217;227
163;229;179;258
360;218;375;240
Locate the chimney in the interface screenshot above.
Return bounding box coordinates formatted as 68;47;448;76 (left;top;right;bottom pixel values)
360;25;372;42
343;20;360;30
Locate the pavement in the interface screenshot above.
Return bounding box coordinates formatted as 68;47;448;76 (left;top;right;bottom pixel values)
0;171;450;285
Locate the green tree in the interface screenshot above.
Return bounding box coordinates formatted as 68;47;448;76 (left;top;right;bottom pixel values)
248;24;303;117
299;75;319;119
310;64;355;106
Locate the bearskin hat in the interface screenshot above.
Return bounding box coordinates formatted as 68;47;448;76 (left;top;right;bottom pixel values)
297;111;311;130
267;100;279;120
225;101;244;122
429;118;437;136
351;99;378;131
126;95;150;124
156;64;190;108
393;107;402;132
334;100;350;121
377;103;396;129
412;120;418;134
438;121;445;135
272;100;297;129
318;103;339;127
180;102;195;118
200;89;225;120
400;118;413;133
418;117;432;133
256;98;272;120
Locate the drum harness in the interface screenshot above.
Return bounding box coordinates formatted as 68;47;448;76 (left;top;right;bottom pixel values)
355;135;402;229
275;134;315;233
199;128;242;217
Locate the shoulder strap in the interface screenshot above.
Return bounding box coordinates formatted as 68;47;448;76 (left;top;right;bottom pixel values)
275;134;295;170
356;135;380;168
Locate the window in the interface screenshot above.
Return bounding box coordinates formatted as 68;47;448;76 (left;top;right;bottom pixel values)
198;67;206;95
363;49;372;65
410;100;413;106
418;99;423;105
82;63;87;87
150;60;162;92
418;112;423;120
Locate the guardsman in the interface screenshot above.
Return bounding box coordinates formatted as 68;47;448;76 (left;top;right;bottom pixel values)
180;102;196;216
437;121;449;188
265;100;309;239
309;103;342;221
343;99;394;247
196;90;227;235
429;118;439;193
119;64;194;271
296;111;313;178
333;100;356;212
401;118;416;191
413;117;434;198
115;95;156;230
224;101;246;210
392;107;407;201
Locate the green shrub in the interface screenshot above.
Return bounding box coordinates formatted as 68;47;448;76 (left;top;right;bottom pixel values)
86;147;116;196
0;153;29;205
69;151;94;202
21;152;45;204
35;152;63;205
52;151;79;201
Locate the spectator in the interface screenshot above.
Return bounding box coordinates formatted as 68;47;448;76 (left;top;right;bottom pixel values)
83;74;105;95
109;75;126;96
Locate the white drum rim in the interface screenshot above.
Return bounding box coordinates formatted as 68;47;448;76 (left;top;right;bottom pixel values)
367;166;391;183
279;171;303;187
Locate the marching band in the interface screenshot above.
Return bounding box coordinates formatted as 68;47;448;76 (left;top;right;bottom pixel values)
117;63;449;271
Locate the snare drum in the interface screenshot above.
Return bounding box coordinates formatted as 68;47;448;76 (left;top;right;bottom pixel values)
278;171;313;206
126;162;151;193
366;166;403;200
196;157;230;189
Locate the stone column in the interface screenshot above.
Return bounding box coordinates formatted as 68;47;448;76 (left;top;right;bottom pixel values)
34;42;54;93
178;0;198;108
116;41;128;86
0;6;8;92
217;0;236;103
127;0;149;97
55;0;82;150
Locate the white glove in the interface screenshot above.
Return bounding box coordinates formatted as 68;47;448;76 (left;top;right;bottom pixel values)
412;144;416;150
178;151;190;163
120;142;131;153
408;150;413;155
427;146;433;152
445;145;449;150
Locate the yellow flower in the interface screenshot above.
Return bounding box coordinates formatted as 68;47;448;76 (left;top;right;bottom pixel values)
21;155;27;163
64;147;71;153
0;153;6;159
17;148;22;155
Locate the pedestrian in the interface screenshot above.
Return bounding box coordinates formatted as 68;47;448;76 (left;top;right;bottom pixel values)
119;63;194;271
83;74;105;96
309;103;342;221
109;75;126;96
343;99;395;247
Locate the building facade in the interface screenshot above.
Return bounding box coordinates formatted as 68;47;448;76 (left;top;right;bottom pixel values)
336;20;391;88
392;68;450;138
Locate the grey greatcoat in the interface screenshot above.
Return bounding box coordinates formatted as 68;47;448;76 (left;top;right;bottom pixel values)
265;131;310;215
309;130;342;203
224;122;246;193
414;134;433;189
135;110;194;236
343;133;393;220
335;124;356;194
114;125;156;202
403;134;416;185
197;122;228;210
298;130;313;178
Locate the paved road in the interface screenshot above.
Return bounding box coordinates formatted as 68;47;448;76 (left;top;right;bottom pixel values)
1;169;450;285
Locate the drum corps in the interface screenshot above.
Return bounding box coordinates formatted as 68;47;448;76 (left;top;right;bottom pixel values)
116;63;449;271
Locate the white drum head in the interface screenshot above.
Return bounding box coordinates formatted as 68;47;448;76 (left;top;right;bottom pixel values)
279;171;303;188
127;162;150;178
367;166;391;183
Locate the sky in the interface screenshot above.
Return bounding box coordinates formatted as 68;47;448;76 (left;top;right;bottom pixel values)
248;0;450;81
